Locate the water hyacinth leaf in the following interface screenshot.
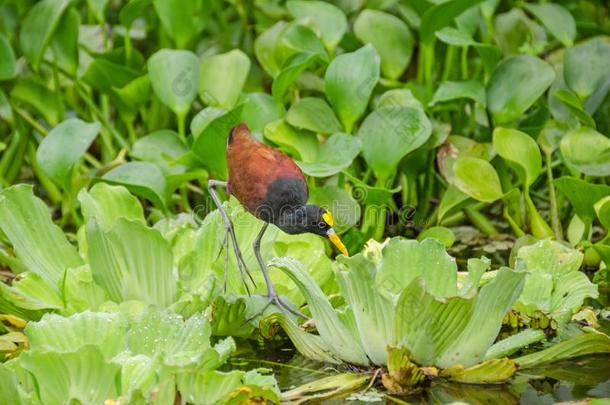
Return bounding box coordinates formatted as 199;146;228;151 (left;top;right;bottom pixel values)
524;3;575;47
493;127;542;187
199;49;250;109
438;185;471;222
19;346;120;404
377;238;457;298
353;9;413;80
430;80;486;107
419;0;485;46
132;130;189;175
437;135;494;183
152;0;205;49
563;37;610;110
296;133;361;177
359;106;432;181
254;21;287;77
286;0;347;51
272;52;317;100
191;105;243;179
36;118;100;190
278;24;328;63
285;97;342;134
0;185;83;288
49;7;79;75
595;196;610;229
147;49;199;116
453;157;503;203
102;162;167;210
11;78;61;125
417;227;455;248
559;127;610;176
552;89;596;128
308;186;360;233
264;119;318;161
19;0;70;70
0;34;16;80
493;9;546;56
487;55;555;125
78;183;145;230
119;0;151;27
376;89;424;111
113;75;151;114
554;177;610;225
239;93;285;134
82;58;141;94
86;218;176;307
270;257;369;365
324;45;380;133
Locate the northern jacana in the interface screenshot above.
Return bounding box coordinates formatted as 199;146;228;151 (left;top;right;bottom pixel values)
208;123;348;316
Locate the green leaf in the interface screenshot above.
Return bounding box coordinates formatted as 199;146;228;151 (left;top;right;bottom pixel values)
524;3;575;47
263;119;318;161
86;0;108;22
86;218;176;307
552;89;596;128
278;23;328;63
36;118;100;190
358;106;432;181
147;49;199;117
78;183;145;231
308;186;360;233
199;49;250;109
19;346;120;405
440;358;516;384
240;93;285;134
119;0;151;28
487;55;555;125
492;127;542;187
0;185;83;289
102;162;167;210
82;58;140;94
0;34;16;80
438;185;471;222
286;97;342;134
563;37;610;111
452;157;503;203
417;227;455;248
559;127;610;177
493;8;546;56
353;9;413;80
296;133;361;177
595;196;610;230
419;0;484;46
484;329;546;360
554;177;610;225
49;7;79;75
132;130;189;175
152;0;206;48
324;45;380;133
10;78;60;125
286;0;347;51
19;0;70;70
429;80;486;107
271;52;317;100
254;21;287;77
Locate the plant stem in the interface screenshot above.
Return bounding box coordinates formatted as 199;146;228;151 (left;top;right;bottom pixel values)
464;206;498;236
545;151;563;240
27;143;62;205
461;46;469;79
177;111;187;140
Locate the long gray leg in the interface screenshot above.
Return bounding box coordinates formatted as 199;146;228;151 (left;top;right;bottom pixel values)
253;222;308;319
208;179;256;293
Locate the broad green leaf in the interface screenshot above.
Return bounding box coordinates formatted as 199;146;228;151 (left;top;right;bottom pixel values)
487;55;555;125
119;0;151;28
296;133;361;177
438;185;471;222
78;183;145;231
453;157;503;202
86;0;108;22
190;105;243;179
152;0;206;48
240;93;285;134
324;45;380;133
493;8;546;56
102;162;167;210
272;52;317;100
0;34;16;80
336;255;394;365
10;78;60;125
376;89;424;111
595;196;610;230
0;366;27;405
308;186;360;233
353;9;413;80
19;346;120;405
493;127;542;187
270;257;369;365
199;49;250;109
430;80;486;107
559;127;610;176
19;0;70;70
264;119;318;162
285;97;342;134
440;358;516;384
564;37;610;111
48;7;79;75
61;266;107;314
552;89;596;128
419;0;484;46
278;23;328;63
254;21;288;77
358;106;432;181
147;49;199;117
377;238;457;299
524;3;575;47
36;118;100;190
516;332;610;369
417;227;455;248
484;329;546;360
0;185;83;289
286;0;347;51
132;130;189;175
82;58;140;94
437;135;494;183
86;218;176;307
554;177;610;225
0;272;63;310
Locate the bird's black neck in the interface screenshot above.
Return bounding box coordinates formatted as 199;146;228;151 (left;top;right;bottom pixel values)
274;205;327;236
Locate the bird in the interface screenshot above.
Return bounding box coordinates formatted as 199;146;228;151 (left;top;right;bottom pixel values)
208;123;348;317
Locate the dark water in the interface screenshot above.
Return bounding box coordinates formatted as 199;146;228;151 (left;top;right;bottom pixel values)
228;338;610;404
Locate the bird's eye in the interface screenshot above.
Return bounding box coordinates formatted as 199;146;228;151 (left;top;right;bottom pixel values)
318;221;326;229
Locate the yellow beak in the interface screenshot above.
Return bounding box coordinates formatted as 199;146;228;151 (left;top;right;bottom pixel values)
327;229;348;256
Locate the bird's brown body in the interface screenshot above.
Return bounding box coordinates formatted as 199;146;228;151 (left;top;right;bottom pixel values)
227;123;307;223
